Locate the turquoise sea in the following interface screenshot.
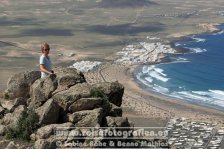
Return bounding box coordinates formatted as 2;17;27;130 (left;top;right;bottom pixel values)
136;24;224;110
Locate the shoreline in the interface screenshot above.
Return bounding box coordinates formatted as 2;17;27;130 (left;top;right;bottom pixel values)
167;23;220;38
97;23;224;124
84;63;224;127
129;23;224;114
133;65;224;113
126;65;224;115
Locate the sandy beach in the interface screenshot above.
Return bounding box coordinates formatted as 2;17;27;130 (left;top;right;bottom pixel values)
84;63;224;128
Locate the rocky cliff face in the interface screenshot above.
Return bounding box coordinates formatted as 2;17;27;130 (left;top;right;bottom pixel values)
0;68;133;148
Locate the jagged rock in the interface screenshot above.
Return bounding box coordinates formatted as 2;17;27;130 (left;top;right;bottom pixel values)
0;124;6;136
34;138;56;149
6;141;17;149
0;106;5;116
35;99;61;125
55;67;86;88
3;105;26;127
30;133;36;141
94;81;124;107
53;83;91;111
1;100;14;113
0;140;10;149
68;108;104;127
68;97;111;113
3;71;41;99
53;82;124;112
0;97;27;112
108;103;122;117
30;74;58;108
35;122;74;140
81;134;105;148
104;117;134;142
65;128;83;144
105;116;132;127
26;98;31;106
34;125;83;149
0;106;4;122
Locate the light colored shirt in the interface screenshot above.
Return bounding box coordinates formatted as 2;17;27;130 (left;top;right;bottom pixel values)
39;54;52;78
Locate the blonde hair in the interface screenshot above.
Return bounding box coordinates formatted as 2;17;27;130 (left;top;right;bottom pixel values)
41;43;50;53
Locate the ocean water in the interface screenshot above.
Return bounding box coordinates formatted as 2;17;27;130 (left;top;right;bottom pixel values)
136;25;224;110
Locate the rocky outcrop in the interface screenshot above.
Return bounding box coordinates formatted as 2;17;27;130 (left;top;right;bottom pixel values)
30;74;58;108
34;139;56;149
33;122;76;149
52;83;91;111
35;98;61;125
0;97;27;112
105;116;132;127
0;106;5;116
94;81;124;107
3;105;26;128
68;97;111;113
68;108;105;127
3;71;41;99
54;67;86;88
34;122;74;140
0;125;6;136
108;103;123;117
0;68;133;149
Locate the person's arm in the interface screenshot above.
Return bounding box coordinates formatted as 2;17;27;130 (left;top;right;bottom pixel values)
39;64;53;75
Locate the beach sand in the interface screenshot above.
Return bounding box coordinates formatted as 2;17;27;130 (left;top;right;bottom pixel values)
84;63;224;127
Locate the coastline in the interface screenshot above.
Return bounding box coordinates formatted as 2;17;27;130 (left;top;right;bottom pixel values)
93;24;224;126
130;23;224;112
133;65;224;112
167;23;220;38
84;63;224;128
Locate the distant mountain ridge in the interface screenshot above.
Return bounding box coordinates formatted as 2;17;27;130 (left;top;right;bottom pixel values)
98;0;157;8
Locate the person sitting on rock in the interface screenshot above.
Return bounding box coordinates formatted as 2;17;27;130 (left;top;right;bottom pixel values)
39;43;54;78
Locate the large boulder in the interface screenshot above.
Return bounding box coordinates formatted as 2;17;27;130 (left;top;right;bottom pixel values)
34;123;85;149
3;71;41;99
0;97;27;112
30;74;58;108
68;108;104;127
52;83;91;111
5;141;17;149
108;103;123;117
3;105;26;128
34;138;56;149
35;99;61;125
64;128;83;146
0;124;6;136
0;106;5;116
55;68;86;88
105;116;132;127
35;122;74;140
53;81;124;112
34;122;75;149
93;81;124;107
68;97;111;113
